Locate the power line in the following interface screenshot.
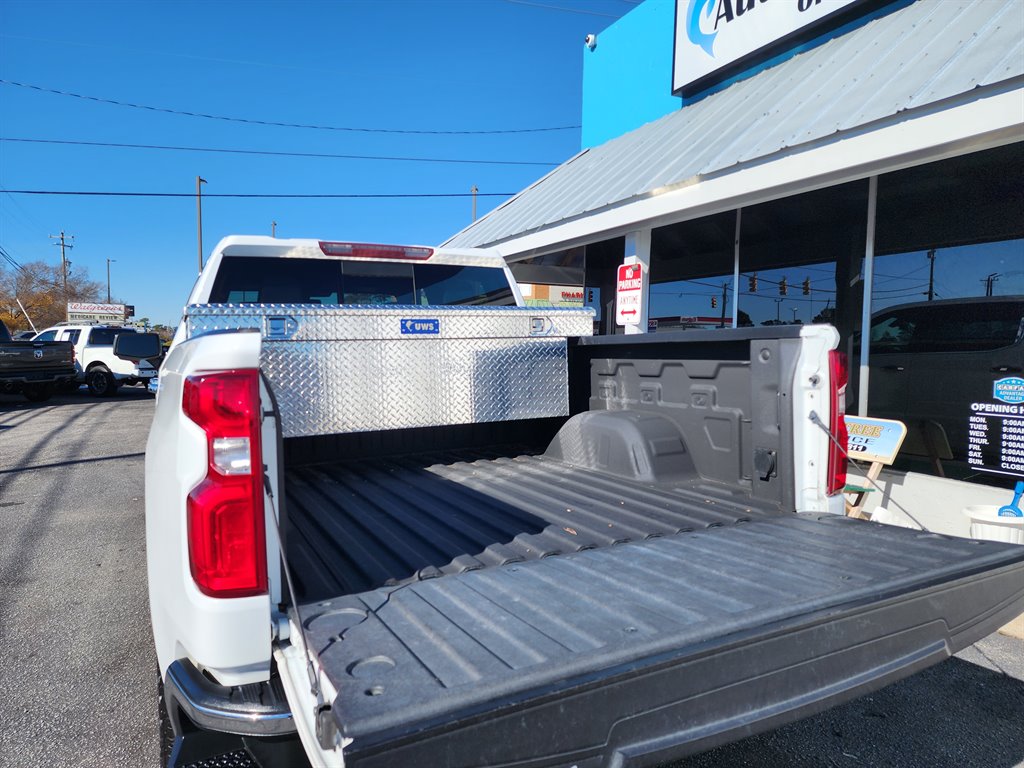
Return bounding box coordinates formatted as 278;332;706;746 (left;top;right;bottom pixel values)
501;0;619;17
0;34;350;77
0;245;24;271
3;189;514;199
0;79;580;135
1;137;560;167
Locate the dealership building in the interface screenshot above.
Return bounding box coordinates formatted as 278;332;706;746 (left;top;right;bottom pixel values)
445;0;1024;504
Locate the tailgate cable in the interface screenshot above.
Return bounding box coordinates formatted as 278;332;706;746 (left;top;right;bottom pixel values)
258;376;321;698
262;472;320;698
263;473;344;750
259;376;341;749
808;410;928;531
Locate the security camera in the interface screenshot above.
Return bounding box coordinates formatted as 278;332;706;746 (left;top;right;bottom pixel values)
585;34;597;51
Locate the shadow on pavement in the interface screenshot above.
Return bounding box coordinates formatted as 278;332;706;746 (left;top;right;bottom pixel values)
0;383;153;413
669;653;1024;768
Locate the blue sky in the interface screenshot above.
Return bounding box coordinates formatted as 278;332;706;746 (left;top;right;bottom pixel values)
0;0;636;325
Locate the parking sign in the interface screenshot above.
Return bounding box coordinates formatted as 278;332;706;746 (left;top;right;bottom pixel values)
615;263;644;326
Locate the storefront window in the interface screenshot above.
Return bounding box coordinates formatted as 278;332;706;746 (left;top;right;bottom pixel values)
649;211;735;330
870;143;1024;486
739;180;867;350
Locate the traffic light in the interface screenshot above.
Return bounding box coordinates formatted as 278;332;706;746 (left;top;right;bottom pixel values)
711;296;717;308
779;277;787;296
802;278;810;295
748;274;758;292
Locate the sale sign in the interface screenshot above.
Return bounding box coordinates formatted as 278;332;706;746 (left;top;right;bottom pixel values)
615;262;644;326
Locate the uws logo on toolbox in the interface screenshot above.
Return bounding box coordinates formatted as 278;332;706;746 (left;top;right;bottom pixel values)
616;262;644;326
675;0;861;91
400;318;440;335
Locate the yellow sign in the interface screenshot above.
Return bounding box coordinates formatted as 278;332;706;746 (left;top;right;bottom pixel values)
844;416;907;465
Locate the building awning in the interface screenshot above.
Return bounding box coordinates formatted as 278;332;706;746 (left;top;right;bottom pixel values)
444;0;1024;255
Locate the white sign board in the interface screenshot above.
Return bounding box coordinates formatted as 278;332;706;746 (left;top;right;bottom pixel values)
67;302;125;324
615;262;644;326
674;0;863;93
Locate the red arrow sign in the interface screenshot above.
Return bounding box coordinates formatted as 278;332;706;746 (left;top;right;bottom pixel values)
621;309;637;316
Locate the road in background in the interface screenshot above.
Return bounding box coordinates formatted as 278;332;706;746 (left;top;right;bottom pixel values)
0;388;158;768
0;388;1021;768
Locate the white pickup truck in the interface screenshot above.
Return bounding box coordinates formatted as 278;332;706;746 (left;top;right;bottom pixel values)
146;235;1024;768
31;323;159;396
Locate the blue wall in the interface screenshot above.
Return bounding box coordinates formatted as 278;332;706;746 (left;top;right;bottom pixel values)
581;0;681;149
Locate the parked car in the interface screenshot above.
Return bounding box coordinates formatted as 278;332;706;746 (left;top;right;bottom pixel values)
144;236;1024;768
864;296;1024;472
32;323;159;396
0;319;76;401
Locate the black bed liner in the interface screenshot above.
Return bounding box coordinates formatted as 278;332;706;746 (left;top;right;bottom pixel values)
298;514;1024;768
284;448;779;602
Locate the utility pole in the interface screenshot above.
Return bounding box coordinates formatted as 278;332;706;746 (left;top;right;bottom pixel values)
471;185;478;222
982;272;1001;297
106;258;116;304
775;298;783;323
49;230;74;311
196;176;207;274
272;220;277;238
791;307;798;324
719;282;728;328
926;248;936;300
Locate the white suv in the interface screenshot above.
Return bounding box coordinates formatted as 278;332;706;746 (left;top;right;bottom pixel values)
32;324;159;396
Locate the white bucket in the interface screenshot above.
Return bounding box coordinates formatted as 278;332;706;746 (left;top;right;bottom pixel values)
869;506;922;530
963;505;1024;545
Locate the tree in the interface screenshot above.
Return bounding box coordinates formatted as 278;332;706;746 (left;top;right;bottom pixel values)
0;260;103;331
151;324;175;343
813;306;836;325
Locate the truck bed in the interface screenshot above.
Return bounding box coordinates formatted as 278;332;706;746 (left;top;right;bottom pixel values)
284;445;781;602
297;513;1024;768
284;445;1024;768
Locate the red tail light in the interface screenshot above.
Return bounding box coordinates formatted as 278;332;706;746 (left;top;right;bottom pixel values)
827;350;848;495
318;241;433;260
183;370;267;598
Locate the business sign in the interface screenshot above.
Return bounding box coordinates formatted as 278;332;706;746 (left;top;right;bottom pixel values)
67;302;126;324
674;0;866;93
994;377;1024;405
615;262;645;326
519;284;586;309
968;396;1024;479
844;416;906;465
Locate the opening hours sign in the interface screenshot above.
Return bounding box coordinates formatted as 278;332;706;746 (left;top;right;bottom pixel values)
616;262;644;326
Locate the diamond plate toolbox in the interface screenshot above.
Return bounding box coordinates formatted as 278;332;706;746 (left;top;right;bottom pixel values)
185;304;594;438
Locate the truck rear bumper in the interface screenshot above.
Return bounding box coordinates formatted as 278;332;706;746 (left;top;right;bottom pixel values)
0;370;76;384
164;659;295;737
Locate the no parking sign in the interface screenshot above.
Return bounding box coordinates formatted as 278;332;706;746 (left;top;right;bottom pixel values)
615;262;644;326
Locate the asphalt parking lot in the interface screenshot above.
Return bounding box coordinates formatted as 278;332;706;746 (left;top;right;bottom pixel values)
0;389;1022;768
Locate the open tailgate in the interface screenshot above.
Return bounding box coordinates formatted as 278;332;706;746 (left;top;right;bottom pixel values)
292;514;1024;768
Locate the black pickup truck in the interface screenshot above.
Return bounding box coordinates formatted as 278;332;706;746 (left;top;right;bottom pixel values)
0;319;76;402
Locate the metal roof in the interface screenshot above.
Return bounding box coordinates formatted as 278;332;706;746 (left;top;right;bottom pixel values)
444;0;1024;250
